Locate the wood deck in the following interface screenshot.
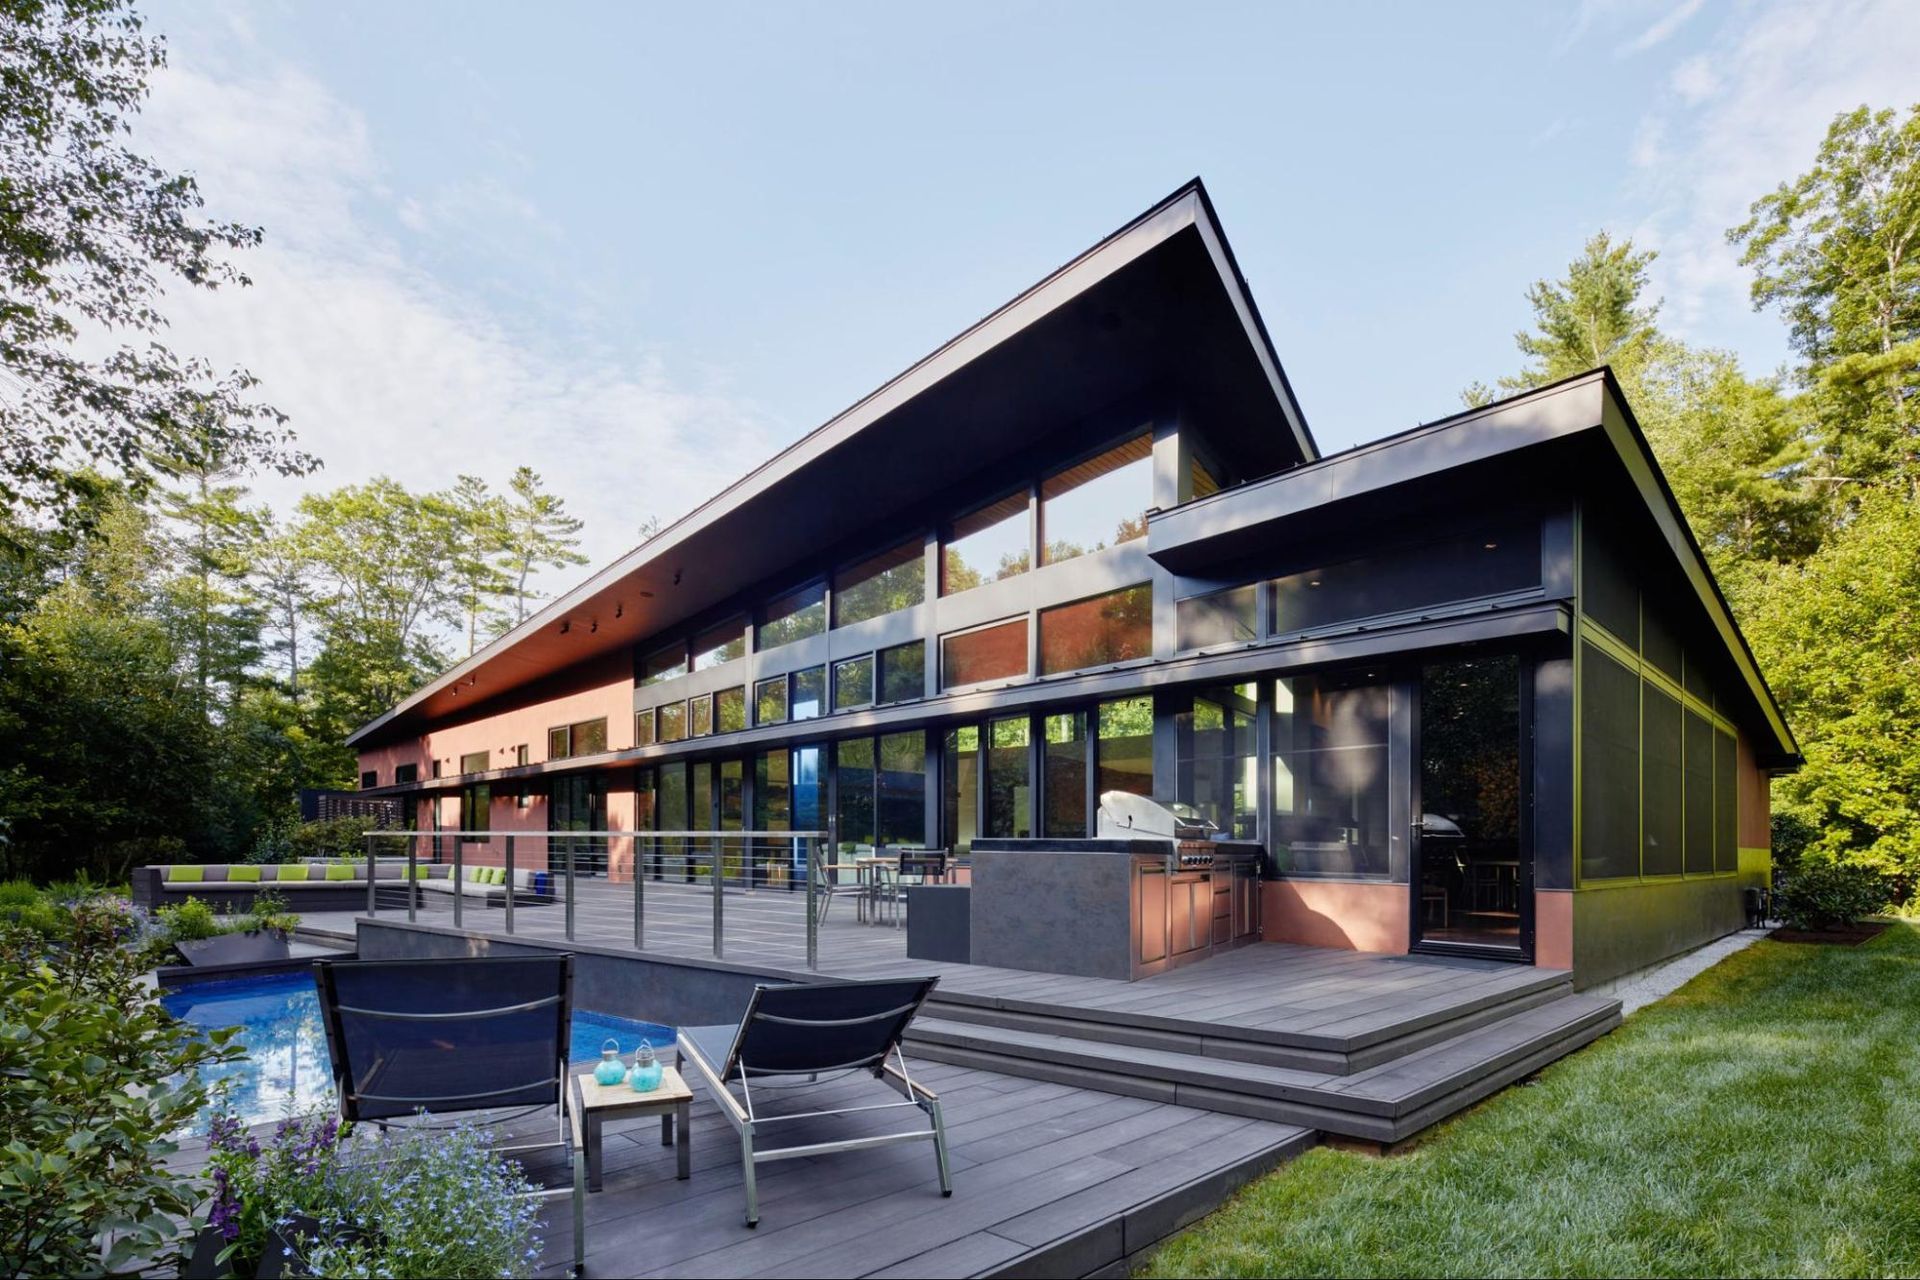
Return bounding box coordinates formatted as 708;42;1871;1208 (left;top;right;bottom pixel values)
283;877;1619;1273
168;1055;1314;1279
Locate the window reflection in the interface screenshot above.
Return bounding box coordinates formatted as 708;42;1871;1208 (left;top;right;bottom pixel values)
835;541;924;627
714;686;746;733
987;716;1032;838
761;583;825;649
1038;584;1151;676
755;677;788;726
1043;712;1087;837
1177;585;1257;651
791;666;825;720
834;655;874;710
1273;673;1390;877
1040;435;1151;564
1175;685;1257;839
1097;697;1153;801
691;620;746;671
943;493;1030;594
940;618;1028;690
878;641;925;703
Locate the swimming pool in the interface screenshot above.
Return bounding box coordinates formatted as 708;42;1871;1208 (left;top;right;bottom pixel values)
160;971;676;1128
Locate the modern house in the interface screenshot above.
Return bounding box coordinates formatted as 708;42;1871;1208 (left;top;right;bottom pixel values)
350;180;1796;990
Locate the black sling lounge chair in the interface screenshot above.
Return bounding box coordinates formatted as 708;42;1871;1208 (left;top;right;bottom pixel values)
675;976;952;1227
314;955;585;1273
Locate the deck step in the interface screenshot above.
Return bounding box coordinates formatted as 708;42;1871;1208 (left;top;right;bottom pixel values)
922;970;1574;1076
907;993;1620;1143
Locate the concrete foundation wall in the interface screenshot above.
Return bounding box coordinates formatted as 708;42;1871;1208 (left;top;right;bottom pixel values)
353;918;770;1029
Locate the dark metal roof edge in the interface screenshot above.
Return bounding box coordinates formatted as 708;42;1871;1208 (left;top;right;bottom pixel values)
349;179;1301;748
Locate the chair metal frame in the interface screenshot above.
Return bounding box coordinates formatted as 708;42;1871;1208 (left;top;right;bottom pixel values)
675;977;952;1227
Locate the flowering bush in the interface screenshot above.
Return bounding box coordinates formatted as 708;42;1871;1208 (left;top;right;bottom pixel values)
201;1112;544;1279
203;1112;345;1275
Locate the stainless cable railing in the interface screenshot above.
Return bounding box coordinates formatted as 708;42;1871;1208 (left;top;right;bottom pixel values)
361;825;833;969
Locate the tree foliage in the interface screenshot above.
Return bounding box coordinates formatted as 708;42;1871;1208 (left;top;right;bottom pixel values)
0;0;313;515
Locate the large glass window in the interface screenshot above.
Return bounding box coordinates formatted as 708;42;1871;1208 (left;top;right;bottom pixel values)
754;750;790;832
940;617;1028;690
1043;712;1088;838
986;716;1032;838
639;643;688;686
690;693;714;737
1177;585;1258;651
656;701;688;744
634;709;655;748
1097;697;1154;800
834;655;874;710
459;750;490;775
1274;673;1390;877
459;780;490;843
791;666;826;720
719;759;744;833
1040;435;1152;564
836;739;876;849
1417;658;1522;945
878;641;925;703
834;541;924;627
1580;643;1642;880
657;764;688;880
761;582;826;649
1038;584;1152;676
547;717;608;760
944;726;980;854
1175;684;1257;840
877;731;926;846
755;676;788;725
1272;520;1541;636
943;493;1030;594
715;686;746;733
691;620;746;671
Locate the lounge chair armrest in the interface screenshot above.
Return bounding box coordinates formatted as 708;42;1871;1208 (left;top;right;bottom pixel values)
880;1059;940;1105
675;1031;749;1126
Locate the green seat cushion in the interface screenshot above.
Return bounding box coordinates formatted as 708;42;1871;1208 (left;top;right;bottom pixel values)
489;866;507;886
167;866;204;883
278;864;309;882
227;866;261;882
325;864;354;881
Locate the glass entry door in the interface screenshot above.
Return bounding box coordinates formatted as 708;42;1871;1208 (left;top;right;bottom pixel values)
1415;655;1530;955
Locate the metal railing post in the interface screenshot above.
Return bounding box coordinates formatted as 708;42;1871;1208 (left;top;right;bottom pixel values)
407;831;418;923
565;835;576;942
365;833;376;916
633;835;645;951
808;818;830;972
712;840;724;959
504;834;515;935
452;829;464;930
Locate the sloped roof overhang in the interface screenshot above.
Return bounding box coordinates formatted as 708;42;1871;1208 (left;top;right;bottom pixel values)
349;179;1315;749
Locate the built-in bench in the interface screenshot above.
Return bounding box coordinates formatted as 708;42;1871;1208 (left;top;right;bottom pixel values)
130;862;551;912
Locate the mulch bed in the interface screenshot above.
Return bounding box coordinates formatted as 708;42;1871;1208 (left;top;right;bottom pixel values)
1767;922;1891;946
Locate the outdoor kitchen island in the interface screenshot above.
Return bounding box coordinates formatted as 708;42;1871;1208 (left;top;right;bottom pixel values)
967;836;1262;980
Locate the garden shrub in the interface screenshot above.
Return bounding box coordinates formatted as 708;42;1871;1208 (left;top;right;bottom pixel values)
204;1111;544;1279
155;895;221;943
1774;860;1893;930
0;897;242;1276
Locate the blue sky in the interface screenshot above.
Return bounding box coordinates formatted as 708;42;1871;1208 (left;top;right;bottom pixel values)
137;0;1919;578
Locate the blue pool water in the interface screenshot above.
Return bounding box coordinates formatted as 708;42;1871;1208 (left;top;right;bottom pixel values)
161;971;676;1128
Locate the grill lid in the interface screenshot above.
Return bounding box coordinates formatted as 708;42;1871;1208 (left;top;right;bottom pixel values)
1096;792;1219;841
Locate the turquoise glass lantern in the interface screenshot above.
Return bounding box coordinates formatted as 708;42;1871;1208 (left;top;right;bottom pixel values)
628;1039;663;1092
593;1037;628;1086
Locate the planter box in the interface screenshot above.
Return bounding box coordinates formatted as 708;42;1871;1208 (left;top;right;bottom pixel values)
175;930;292;968
185;1216;320;1279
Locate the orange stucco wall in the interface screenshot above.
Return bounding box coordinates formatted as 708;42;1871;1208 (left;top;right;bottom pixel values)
1535;889;1573;970
1737;730;1771;850
1263;879;1410;954
356;651;633;786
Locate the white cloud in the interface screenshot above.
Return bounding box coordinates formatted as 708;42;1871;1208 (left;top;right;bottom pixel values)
1623;0;1920;352
130;48;782;611
1623;0;1706;53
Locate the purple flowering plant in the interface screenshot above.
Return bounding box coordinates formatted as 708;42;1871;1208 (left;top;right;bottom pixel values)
203;1110;345;1275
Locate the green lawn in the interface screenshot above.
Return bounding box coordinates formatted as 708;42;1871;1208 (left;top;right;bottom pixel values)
1141;923;1920;1278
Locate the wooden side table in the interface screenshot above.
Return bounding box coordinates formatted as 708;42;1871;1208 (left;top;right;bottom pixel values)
570;1066;694;1191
